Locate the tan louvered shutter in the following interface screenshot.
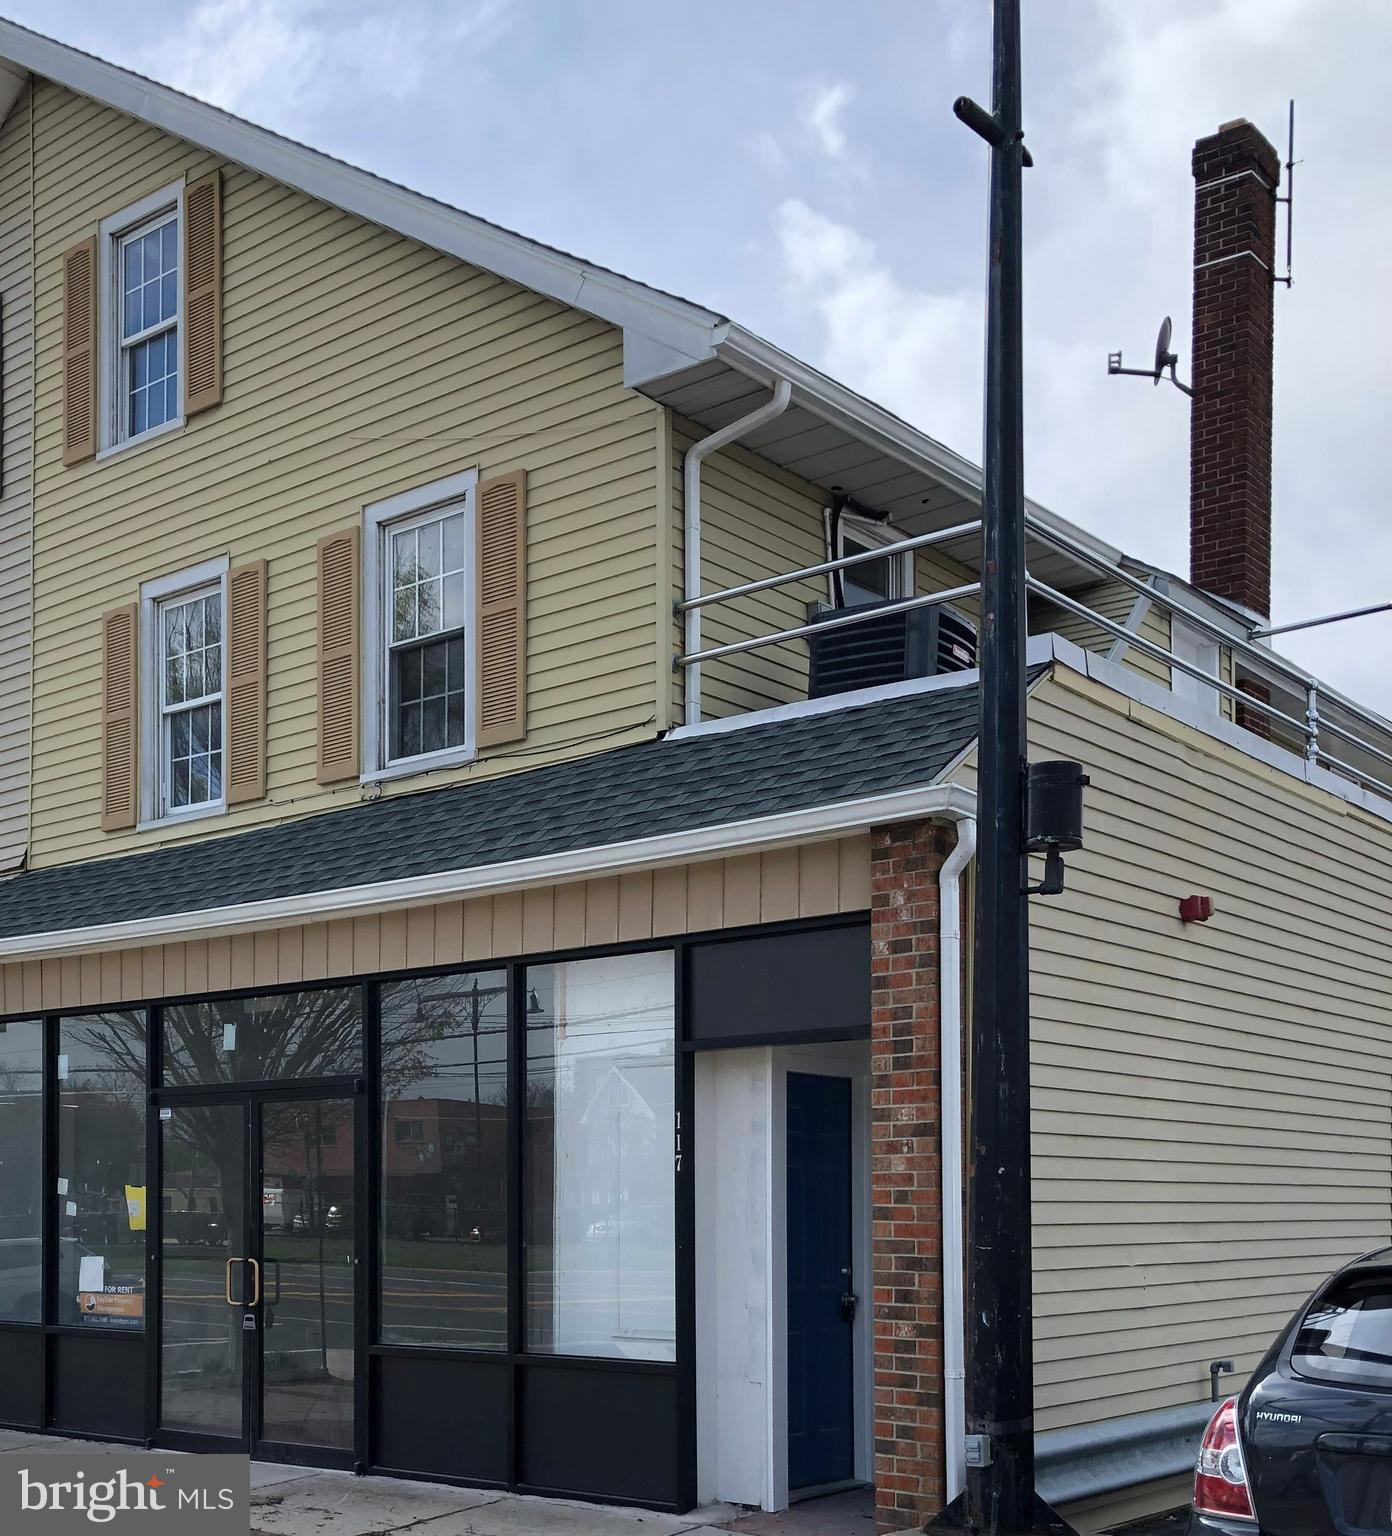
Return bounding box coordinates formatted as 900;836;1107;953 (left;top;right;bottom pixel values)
317;527;360;783
101;604;139;831
62;236;97;466
226;559;267;804
183;169;223;416
475;470;527;747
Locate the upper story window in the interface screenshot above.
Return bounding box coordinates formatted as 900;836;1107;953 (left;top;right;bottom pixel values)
119;213;179;438
362;470;479;780
388;506;468;762
832;511;912;607
160;588;222;811
139;557;229;824
98;180;185;454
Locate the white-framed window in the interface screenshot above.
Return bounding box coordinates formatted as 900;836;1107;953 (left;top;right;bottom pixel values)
139;557;229;825
363;470;478;781
830;510;913;607
98;180;185;455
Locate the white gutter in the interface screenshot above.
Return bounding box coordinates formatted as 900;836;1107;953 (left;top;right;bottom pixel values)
712;324;1126;572
683;379;793;727
0;782;977;963
937;812;976;1503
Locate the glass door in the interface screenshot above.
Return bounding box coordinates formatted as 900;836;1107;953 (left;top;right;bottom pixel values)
158;1098;249;1443
256;1097;356;1458
156;1091;358;1463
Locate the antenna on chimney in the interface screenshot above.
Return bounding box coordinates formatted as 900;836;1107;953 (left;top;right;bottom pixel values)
1275;99;1296;288
1107;315;1193;397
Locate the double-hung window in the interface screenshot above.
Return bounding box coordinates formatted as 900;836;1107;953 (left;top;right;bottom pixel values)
99;181;184;452
140;559;228;822
364;471;478;778
120;215;179;438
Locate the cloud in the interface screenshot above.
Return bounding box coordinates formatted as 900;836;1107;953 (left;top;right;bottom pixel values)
803;81;854;163
140;0;511;125
771;3;1392;707
748;129;788;175
775;198;981;458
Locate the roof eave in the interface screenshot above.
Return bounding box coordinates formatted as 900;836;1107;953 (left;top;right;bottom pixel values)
0;782;977;963
0;19;724;349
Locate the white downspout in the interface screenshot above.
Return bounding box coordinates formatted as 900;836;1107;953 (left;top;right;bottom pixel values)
683;378;793;727
938;812;976;1503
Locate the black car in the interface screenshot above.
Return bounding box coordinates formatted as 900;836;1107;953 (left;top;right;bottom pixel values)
1191;1245;1392;1534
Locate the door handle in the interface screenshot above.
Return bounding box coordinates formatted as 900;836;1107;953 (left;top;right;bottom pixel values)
225;1257;243;1306
247;1258;262;1307
840;1265;858;1323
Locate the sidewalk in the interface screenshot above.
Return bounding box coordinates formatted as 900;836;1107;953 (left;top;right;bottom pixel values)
0;1431;875;1535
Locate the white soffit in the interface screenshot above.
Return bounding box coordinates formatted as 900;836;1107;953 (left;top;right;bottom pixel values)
0;61;25;127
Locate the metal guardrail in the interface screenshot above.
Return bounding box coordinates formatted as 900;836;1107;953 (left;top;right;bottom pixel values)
675;514;1392;802
1036;1400;1211;1507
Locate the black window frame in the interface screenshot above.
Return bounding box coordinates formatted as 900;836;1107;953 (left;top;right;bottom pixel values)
0;913;860;1505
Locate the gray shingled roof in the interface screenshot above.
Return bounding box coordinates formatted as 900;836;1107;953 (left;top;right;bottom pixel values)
0;682;991;938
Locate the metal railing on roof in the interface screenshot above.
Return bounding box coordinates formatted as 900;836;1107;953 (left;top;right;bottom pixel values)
674;515;1392;804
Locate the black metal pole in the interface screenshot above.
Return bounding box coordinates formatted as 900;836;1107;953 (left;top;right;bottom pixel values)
966;0;1032;1528
930;5;1075;1533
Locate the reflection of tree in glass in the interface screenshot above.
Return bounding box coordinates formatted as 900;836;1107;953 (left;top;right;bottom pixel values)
383;974;509;1105
393;556;440;641
162;989;367;1087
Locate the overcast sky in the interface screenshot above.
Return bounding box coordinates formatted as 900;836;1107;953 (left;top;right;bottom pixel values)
20;0;1392;710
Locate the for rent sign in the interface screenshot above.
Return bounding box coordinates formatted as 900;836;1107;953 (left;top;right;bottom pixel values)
2;1454;248;1533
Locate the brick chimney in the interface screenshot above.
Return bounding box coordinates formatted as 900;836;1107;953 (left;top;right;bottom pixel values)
1189;118;1281;620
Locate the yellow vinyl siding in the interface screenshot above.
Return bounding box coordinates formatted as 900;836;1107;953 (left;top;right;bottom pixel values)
670;423;979;721
1032;579;1174;686
0;836;871;1010
0;80;33;870
27;81;659;867
676;423;824;718
987;667;1392;1439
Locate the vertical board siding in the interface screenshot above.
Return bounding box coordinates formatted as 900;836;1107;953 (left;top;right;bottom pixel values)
7;839;871;1010
964;671;1392;1435
0;83;34;870
27;82;659;867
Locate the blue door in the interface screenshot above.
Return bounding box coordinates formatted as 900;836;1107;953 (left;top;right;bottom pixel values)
786;1072;855;1491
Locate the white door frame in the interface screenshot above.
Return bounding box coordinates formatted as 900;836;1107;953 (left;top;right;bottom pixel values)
695;1042;872;1511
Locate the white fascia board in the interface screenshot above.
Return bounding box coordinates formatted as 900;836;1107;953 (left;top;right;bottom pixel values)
0;783;976;964
0;21;722;350
713;323;1125;569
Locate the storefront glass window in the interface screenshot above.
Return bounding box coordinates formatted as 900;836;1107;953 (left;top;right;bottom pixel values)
163;987;362;1084
0;1018;43;1322
524;951;675;1362
57;1011;147;1329
379;970;508;1348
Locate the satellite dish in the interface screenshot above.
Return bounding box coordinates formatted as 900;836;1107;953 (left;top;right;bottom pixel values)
1154;316;1175;386
1107;314;1192;397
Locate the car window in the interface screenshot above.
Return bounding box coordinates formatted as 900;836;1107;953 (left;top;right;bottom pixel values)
1293;1272;1392;1389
